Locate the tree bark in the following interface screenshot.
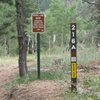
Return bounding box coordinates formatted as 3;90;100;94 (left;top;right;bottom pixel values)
15;0;28;77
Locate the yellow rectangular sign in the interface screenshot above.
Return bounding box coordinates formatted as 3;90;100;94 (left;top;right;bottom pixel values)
71;63;77;78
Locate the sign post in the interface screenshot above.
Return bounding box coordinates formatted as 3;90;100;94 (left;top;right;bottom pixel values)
37;33;40;79
70;23;77;91
32;13;44;79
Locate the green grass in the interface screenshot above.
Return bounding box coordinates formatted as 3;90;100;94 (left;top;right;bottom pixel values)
84;77;100;93
61;76;100;100
78;46;100;65
0;56;18;66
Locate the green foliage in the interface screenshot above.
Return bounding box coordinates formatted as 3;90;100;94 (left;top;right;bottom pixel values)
44;0;97;48
82;0;100;41
0;0;100;53
0;1;17;55
45;0;69;47
23;0;38;18
0;0;38;55
0;0;14;5
38;0;51;11
0;2;16;36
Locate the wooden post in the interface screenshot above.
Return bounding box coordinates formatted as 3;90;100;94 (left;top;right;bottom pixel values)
70;23;77;91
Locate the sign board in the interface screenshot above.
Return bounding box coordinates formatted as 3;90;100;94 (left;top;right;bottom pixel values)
32;13;44;32
70;23;77;91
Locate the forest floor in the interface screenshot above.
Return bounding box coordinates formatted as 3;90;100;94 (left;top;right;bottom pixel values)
0;59;100;100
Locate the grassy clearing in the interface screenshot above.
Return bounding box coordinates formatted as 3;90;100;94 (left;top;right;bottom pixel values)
3;46;100;99
0;56;18;66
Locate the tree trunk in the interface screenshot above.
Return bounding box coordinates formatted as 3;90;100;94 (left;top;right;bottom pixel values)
49;36;51;56
29;39;33;54
6;38;10;55
15;0;28;77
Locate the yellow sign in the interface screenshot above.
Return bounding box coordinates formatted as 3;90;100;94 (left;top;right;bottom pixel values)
71;63;77;78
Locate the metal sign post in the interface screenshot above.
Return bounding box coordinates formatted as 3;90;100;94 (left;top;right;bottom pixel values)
32;13;44;79
70;23;77;91
37;33;40;79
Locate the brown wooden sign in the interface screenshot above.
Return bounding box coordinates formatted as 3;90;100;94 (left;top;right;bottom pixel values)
32;13;44;32
70;23;77;91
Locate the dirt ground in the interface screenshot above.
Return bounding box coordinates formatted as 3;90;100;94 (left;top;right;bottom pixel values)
10;81;64;100
0;61;100;100
0;62;65;100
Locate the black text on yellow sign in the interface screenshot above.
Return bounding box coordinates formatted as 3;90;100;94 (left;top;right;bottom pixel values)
71;63;77;78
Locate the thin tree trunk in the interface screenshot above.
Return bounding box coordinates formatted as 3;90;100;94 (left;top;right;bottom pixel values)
6;38;9;55
34;34;37;53
53;34;56;47
49;36;51;56
29;39;33;54
4;36;7;55
15;0;27;77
